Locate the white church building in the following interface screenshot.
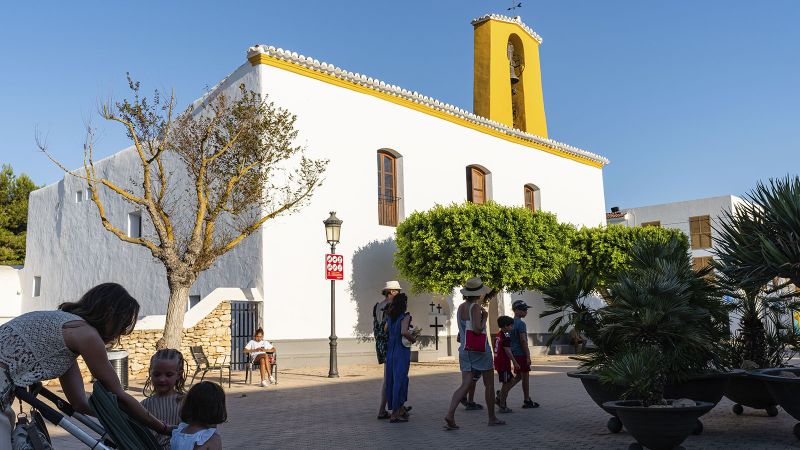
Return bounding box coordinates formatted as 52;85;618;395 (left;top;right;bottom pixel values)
21;14;609;366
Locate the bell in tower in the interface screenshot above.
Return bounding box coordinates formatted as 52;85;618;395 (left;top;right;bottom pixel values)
508;42;520;85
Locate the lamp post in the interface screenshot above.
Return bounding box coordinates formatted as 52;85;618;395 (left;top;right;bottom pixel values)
323;211;342;378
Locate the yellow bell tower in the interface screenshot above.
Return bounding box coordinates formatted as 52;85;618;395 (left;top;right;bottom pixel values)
472;14;548;137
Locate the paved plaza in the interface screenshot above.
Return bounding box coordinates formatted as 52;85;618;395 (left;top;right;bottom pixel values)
46;357;799;449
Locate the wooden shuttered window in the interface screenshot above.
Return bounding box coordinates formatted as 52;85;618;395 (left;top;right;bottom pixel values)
524;186;536;212
467;167;486;204
377;152;398;226
692;256;714;272
689;215;712;249
641;221;661;227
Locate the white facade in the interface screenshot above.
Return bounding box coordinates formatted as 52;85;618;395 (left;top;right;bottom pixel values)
606;195;746;261
22;37;609;360
0;266;21;325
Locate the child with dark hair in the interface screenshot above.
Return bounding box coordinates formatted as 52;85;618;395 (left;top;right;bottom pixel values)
494;316;521;413
170;381;226;450
142;349;187;449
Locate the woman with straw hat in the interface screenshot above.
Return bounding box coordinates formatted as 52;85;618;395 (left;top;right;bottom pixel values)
444;277;505;429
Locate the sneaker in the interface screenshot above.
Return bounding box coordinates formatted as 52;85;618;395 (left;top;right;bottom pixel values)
465;402;483;410
260;380;268;387
269;375;276;384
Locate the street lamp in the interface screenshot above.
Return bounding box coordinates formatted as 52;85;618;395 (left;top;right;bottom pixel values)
323;211;342;378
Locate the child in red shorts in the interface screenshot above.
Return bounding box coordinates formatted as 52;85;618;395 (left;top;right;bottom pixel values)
494;316;521;413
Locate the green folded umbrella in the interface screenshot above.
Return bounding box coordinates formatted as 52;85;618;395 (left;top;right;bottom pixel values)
89;382;161;450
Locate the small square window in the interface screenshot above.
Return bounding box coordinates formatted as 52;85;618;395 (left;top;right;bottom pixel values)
75;191;84;203
188;295;201;310
127;212;142;238
33;276;41;297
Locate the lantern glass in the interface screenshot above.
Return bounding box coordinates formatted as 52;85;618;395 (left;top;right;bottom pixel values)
323;211;342;245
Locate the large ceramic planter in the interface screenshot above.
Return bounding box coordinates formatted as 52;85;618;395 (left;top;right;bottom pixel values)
568;371;731;434
752;368;800;438
567;371;627;432
664;370;734;404
604;400;714;450
724;371;779;416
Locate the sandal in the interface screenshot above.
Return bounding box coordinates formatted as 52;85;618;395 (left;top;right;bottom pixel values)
377;411;390;420
465;401;483;410
488;419;507;426
498;405;513;413
522;400;540;409
443;417;459;430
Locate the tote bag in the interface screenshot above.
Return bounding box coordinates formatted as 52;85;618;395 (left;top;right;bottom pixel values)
463;304;487;352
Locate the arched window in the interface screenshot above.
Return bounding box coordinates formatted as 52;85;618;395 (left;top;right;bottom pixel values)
466;165;490;204
524;184;540;212
377;151;398;226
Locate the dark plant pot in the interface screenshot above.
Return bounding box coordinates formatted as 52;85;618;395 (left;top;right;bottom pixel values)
604;400;714;450
664;371;736;405
568;370;731;434
724;371;779;416
752;368;800;439
567;371;627;433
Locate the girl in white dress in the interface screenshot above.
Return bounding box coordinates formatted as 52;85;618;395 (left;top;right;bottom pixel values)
170;381;226;450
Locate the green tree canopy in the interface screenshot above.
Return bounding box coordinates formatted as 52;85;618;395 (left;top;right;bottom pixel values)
0;165;39;265
394;202;575;294
571;224;689;294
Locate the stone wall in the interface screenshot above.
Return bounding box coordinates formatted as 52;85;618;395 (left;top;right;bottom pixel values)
78;301;232;381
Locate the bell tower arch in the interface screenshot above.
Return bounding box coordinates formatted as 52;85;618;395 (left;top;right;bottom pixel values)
472;15;548;137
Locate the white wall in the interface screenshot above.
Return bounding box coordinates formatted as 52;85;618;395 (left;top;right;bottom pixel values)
253;60;607;340
0;266;21;324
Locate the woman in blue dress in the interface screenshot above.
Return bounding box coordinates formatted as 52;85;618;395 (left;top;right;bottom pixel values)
384;293;415;422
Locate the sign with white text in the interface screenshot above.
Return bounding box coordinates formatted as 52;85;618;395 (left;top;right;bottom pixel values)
325;254;344;280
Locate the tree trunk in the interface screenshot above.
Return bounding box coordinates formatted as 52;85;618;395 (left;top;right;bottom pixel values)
162;282;191;349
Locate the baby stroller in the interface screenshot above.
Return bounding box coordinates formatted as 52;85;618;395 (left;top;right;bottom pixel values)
13;382;160;450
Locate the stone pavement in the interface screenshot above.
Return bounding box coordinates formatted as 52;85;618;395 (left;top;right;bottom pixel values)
44;358;799;449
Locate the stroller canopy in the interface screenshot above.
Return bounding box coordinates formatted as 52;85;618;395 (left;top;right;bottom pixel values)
89;382;161;450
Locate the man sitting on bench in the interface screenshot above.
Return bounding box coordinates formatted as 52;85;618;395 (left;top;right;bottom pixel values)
245;328;276;387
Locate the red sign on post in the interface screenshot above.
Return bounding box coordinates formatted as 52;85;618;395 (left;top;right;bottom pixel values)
325;254;344;280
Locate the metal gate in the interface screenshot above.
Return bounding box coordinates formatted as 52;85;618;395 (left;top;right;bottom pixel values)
230;301;259;371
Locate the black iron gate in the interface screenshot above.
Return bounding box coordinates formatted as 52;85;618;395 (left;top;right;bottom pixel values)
230;301;259;371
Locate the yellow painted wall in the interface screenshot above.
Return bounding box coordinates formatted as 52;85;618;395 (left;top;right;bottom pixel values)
473;19;548;137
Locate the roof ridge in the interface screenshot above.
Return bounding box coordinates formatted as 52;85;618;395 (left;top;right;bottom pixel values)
246;45;609;166
470;14;543;44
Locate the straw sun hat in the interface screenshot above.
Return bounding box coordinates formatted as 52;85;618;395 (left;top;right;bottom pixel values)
460;277;492;296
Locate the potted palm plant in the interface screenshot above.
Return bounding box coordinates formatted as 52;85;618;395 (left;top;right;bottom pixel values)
714;176;800;418
550;234;732;434
601;349;714;450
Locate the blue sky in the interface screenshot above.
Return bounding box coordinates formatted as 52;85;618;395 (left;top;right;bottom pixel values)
1;0;797;209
